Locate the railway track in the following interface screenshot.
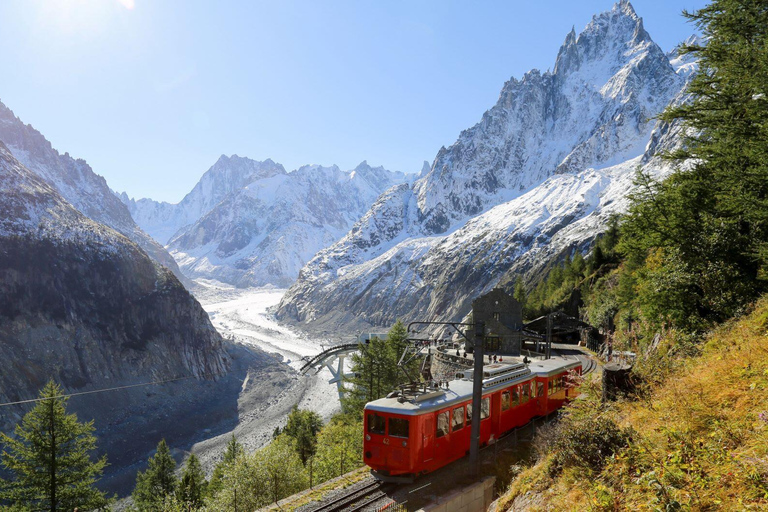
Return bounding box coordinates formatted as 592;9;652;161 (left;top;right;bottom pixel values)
307;480;395;512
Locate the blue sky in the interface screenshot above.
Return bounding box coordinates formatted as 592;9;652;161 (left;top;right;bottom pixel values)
0;0;706;202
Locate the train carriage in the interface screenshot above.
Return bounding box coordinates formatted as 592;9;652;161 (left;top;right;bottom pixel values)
363;356;581;480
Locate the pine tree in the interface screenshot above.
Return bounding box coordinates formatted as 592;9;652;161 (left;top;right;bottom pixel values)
176;454;206;510
342;320;417;415
0;380;110;511
132;439;177;511
222;435;243;465
283;406;323;465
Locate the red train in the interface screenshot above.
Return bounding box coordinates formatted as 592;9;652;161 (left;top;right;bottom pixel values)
363;356;582;480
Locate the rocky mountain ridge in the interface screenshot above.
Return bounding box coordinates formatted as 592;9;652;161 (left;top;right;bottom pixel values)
0;100;186;282
276;0;694;331
125;158;411;287
0;140;275;493
120;155;287;244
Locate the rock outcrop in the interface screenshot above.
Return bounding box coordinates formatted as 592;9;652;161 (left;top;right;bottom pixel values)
276;1;694;332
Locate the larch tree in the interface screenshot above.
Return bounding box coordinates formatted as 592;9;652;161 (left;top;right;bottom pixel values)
0;380;110;511
620;0;768;330
132;439;177;511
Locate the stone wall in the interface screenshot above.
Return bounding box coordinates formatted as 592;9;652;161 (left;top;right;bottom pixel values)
431;349;474;382
416;476;495;512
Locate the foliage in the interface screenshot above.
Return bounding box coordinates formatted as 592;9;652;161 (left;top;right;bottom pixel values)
283;406;323;465
0;380;111;511
177;454;206;510
522;218;621;321
498;296;768;510
203;435;307;510
207;435;242;497
313;416;363;484
258;434;308;504
342;320;417;415
132;439;177;511
619;0;768;332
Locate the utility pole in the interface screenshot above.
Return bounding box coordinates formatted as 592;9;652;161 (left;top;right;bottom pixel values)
546;313;553;359
469;320;485;477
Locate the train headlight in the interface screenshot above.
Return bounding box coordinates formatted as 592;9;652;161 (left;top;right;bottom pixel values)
365;434;371;441
402;441;407;447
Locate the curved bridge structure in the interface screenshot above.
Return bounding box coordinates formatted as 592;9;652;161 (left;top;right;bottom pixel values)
300;343;360;398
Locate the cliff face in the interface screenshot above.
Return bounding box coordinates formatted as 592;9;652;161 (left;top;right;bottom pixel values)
0;99;187;283
276;1;693;332
0;142;239;492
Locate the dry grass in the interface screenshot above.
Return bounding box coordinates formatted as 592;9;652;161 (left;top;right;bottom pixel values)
497;297;768;511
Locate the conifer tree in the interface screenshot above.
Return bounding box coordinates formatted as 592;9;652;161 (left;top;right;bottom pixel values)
0;380;110;511
622;0;768;329
207;434;243;497
132;439;177;511
176;454;206;510
342;320;417;414
513;277;527;313
283;406;323;465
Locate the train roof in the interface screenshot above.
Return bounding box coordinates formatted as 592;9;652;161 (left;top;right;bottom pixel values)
364;356;581;416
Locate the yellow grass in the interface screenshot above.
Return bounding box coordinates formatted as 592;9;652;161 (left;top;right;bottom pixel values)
498;297;768;511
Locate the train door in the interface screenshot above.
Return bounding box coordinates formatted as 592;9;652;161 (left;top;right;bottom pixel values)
422;415;435;463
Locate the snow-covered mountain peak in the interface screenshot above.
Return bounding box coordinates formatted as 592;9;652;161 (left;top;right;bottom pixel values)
0;99;186;279
408;1;678;237
165;160;410;287
554;0;651;78
276;1;691;333
122;155;286;244
668;34;703;76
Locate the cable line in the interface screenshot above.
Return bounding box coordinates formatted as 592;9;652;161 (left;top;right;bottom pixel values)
0;375;199;408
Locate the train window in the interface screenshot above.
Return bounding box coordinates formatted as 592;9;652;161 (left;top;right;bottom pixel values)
367;413;386;435
512;387;519;406
389;417;409;438
537;381;545;397
521;383;529;404
531;381;536;397
480;397;490;420
501;390;511;411
466;403;473;426
452;407;465;431
436;411;450;438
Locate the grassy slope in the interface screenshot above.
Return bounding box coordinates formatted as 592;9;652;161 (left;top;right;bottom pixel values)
498;298;768;510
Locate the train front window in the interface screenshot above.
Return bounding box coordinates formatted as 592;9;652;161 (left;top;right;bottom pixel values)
436;411;450;438
537;381;545;397
480;397;490;420
501;390;511;411
452;406;465;431
388;417;409;438
367;413;386;435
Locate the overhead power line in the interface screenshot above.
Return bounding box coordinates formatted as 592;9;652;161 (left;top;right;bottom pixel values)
0;375;198;408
